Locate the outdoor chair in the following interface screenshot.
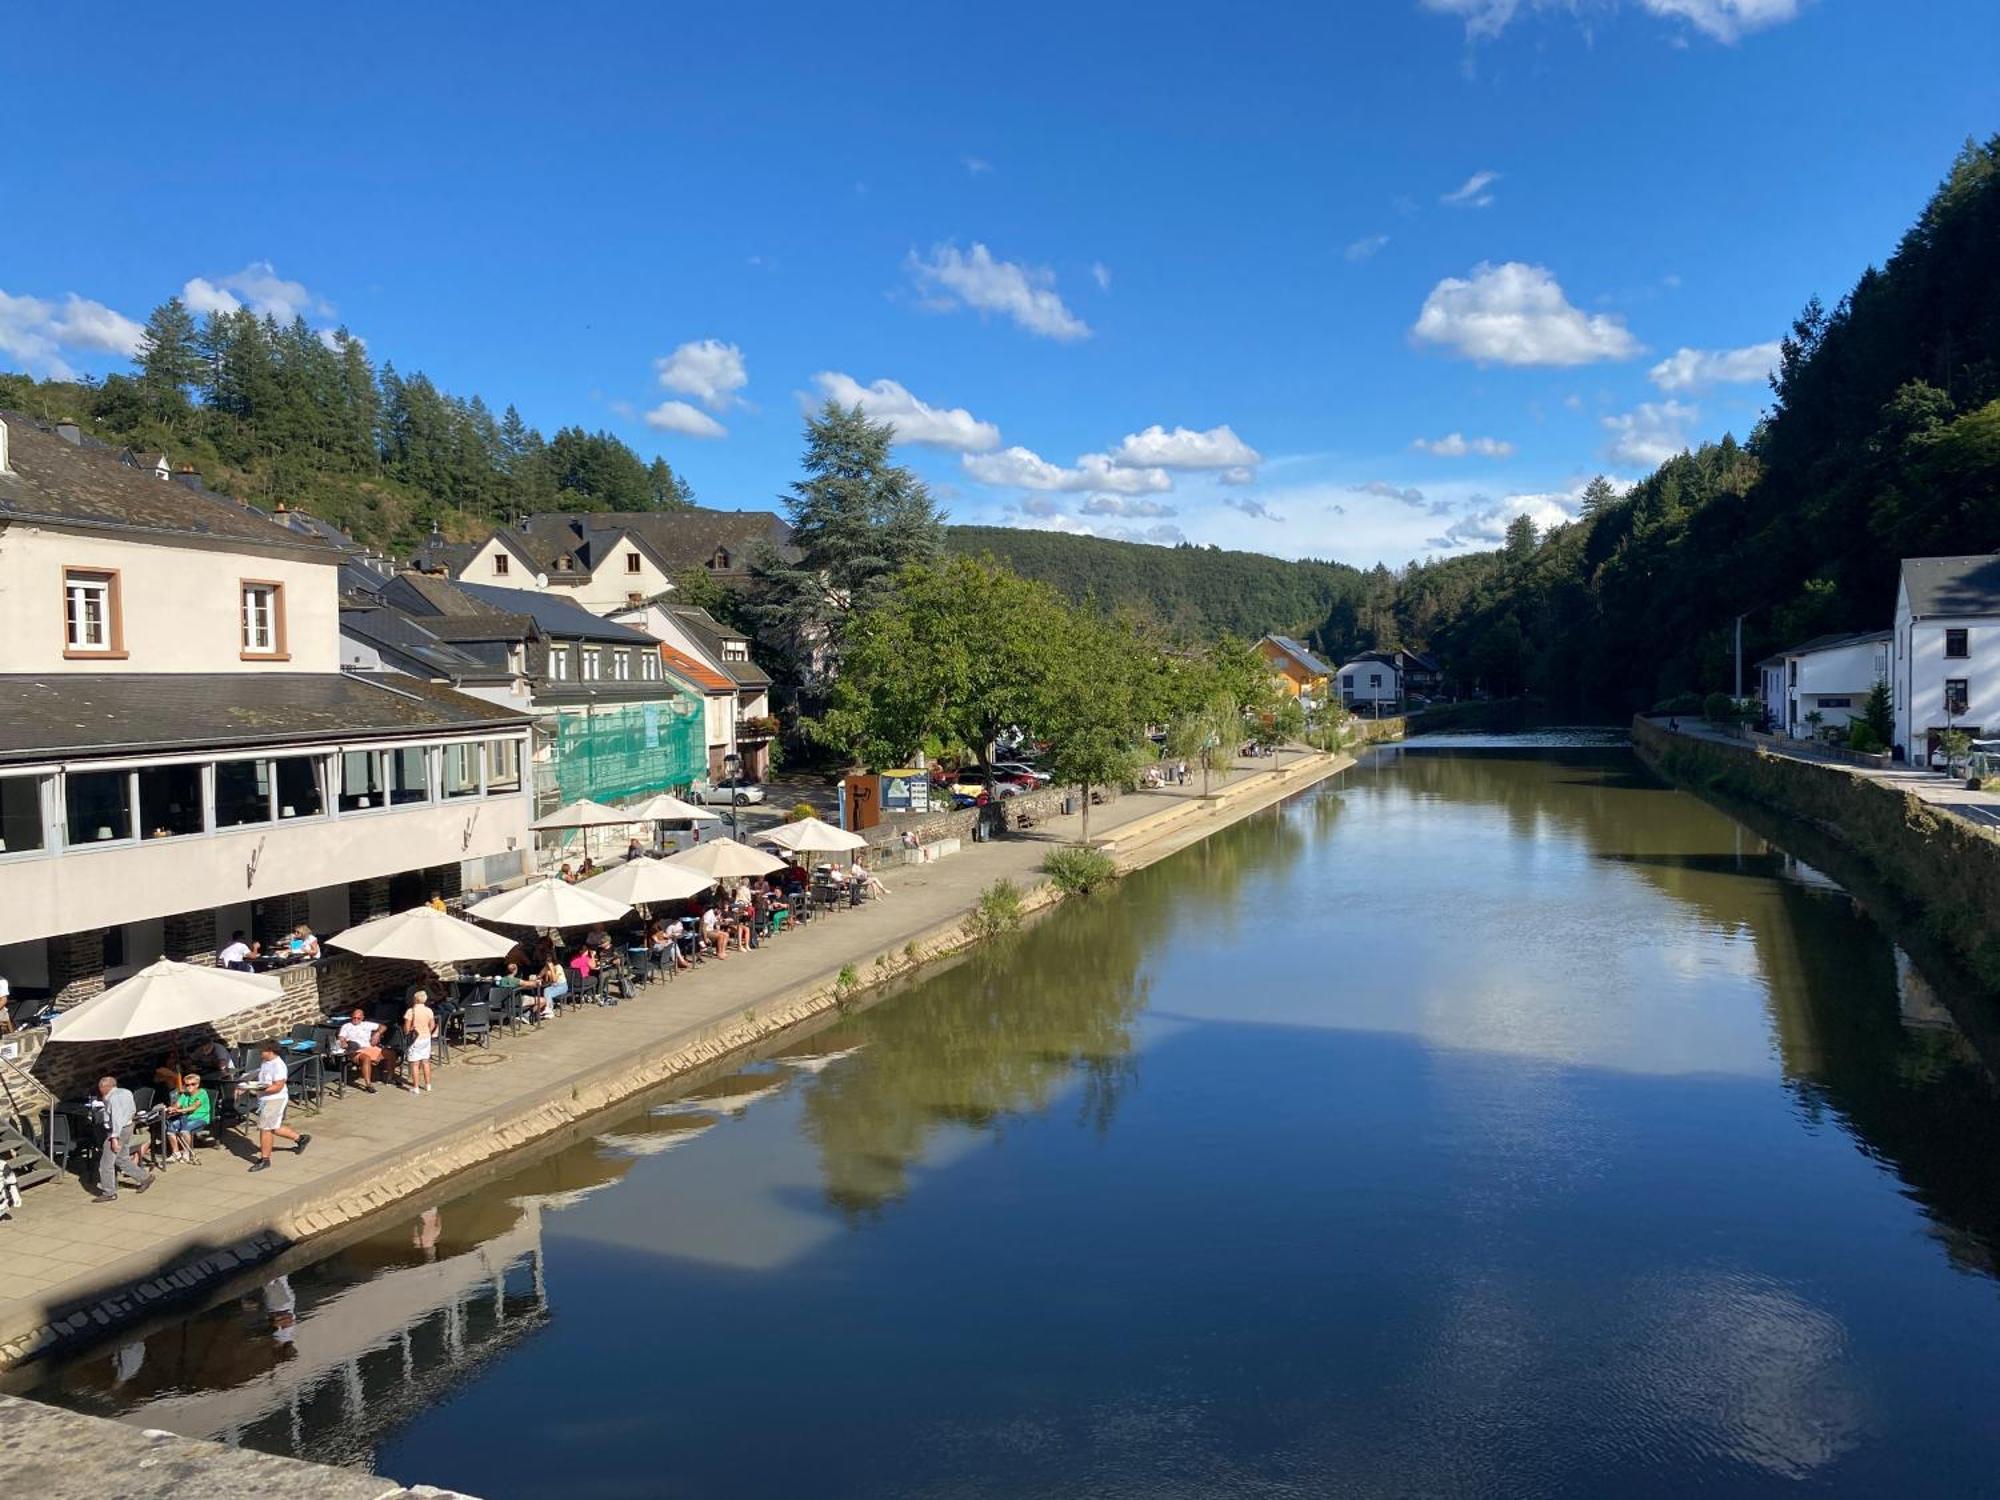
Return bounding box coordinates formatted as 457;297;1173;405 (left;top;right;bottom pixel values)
494;988;524;1035
576;970;607;1007
459;1000;493;1049
311;1026;347;1099
286;1054;325;1113
45;1111;75;1175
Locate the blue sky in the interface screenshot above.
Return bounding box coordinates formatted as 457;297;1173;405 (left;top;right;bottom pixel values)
0;1;1991;566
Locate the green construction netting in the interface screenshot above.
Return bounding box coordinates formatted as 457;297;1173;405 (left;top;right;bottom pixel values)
535;698;706;811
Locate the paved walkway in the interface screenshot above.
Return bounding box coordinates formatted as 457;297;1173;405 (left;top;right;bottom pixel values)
0;751;1333;1356
1652;716;2000;831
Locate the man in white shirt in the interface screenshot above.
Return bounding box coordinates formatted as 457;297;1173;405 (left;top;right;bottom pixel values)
335;1008;387;1092
244;1040;309;1173
93;1076;155;1203
218;931;252;970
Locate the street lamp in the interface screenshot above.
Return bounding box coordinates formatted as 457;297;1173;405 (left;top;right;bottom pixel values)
723;750;742;842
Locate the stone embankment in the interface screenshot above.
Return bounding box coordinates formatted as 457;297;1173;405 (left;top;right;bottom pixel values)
1633;715;2000;987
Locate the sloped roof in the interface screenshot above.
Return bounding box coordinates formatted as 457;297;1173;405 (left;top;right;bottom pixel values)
458;581;658;643
669;605;771;687
0;671;526;765
339;604;505;679
0;413;334;558
1785;629;1891;657
1901;556;2000;618
657;643;735;694
523;508;798;573
1261;635;1334;678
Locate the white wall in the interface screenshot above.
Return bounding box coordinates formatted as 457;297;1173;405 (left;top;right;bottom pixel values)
0;522;341;673
1894;601;2000;755
463;535;539;589
1336;660;1400;707
572;539;673;615
1782;639;1888;736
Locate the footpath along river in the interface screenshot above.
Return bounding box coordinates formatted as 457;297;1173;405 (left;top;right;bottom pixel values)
19;735;2000;1497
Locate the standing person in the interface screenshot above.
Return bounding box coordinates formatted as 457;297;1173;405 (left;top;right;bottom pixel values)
336;1007;388;1092
162;1072;211;1164
92;1076;155;1202
244;1041;309;1172
402;989;437;1093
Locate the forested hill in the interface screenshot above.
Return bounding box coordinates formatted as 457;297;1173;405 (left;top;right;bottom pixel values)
1397;136;2000;716
945;524;1388;648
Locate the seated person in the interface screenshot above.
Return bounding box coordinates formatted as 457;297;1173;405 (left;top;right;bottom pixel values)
427;891;448;912
729;895;753;950
567;946;596;989
534;958;567;1015
494;959;524;990
558;862;577;884
288;923;320;961
336;1007;389;1092
219;930;253;970
625;837;645;862
700;903;726;958
162;1074;211;1164
585;922;612;953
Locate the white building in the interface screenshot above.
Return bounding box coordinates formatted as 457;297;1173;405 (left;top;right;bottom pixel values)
0;412;534;1018
1765;630;1890;739
1892;555;2000;762
1335;652;1401;714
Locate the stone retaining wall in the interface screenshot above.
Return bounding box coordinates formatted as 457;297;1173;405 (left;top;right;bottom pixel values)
1633;715;2000;987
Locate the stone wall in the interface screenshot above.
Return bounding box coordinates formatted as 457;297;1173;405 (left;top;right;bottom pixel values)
1632;715;2000;987
863;782;1088;854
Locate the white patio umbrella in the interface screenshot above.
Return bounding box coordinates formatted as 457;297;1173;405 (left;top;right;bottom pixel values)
530;798;641;832
580;859;716;906
467;877;632;929
759;816;868;854
48;960;281;1044
666;836;787;880
329;905;517;964
624;793;721;823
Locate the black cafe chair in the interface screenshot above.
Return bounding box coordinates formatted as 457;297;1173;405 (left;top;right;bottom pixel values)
459;1000;493;1049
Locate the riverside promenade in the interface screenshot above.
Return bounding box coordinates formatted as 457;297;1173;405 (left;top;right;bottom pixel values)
0;749;1346;1372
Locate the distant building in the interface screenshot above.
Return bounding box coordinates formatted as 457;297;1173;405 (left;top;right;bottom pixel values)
1332;648;1440;713
1256;636;1333;705
1892;555;2000;761
612;601;775;779
1762;631;1890;739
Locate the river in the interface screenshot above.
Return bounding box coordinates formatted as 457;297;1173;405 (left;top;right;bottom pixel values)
21;738;2000;1497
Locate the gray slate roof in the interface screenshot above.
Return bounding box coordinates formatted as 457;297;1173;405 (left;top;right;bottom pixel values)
339;604;506;679
669;606;771;687
1901;556;2000;618
521;508;797;573
1263;635;1334;678
0;672;527;765
457;581;658;644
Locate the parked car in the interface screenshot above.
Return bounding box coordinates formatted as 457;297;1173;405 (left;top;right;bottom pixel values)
698;778;766;806
948;782;991;808
991;760;1052;783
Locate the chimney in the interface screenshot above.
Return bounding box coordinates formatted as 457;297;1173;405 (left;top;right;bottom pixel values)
174;465;203;490
54;419;81;446
516;514;530;532
274;500;289;514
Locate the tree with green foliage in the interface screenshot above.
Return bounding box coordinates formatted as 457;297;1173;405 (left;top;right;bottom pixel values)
135;297;202;421
1863;678;1894;746
1040;609;1152;845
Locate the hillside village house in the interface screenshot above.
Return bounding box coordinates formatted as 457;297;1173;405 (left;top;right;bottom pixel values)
1756;630;1891;739
381;573;706;835
1892;555;2000;762
1256;636;1333;706
0;412;533;1022
612;602;776;780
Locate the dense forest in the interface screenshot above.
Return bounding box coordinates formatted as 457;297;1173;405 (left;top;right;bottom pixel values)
0;306;693;553
1398;136;2000;715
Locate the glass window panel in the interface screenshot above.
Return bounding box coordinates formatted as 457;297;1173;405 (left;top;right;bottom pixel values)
389;746;430;805
444;742;481;798
275;756;324;819
340;750;384;812
0;775;46;854
65;572;114;651
215;759;273;828
486;739;523;793
66;770;131;844
137;763;204;839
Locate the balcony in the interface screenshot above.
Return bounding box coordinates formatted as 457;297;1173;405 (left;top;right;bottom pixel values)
737;714;780;743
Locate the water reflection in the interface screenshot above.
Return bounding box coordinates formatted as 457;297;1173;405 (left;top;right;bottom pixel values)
24;745;2000;1497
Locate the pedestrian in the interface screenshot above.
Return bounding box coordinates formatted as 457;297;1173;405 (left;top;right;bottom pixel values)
243;1041;309;1172
91;1075;156;1202
402;989;437;1093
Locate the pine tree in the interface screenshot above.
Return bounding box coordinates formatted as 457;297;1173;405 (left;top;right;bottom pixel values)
135;298;202;419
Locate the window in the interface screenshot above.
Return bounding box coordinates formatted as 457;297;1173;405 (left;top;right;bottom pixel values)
640;652;660;681
66;769;132;844
443;742;482;799
548;647;570;681
63;568;122;656
1341;673;1354;689
388;745;430;805
1369;673;1383;689
1816;697;1852;710
1945;679;1970;716
611;650;631;681
722;640;748;662
216;759;275;828
240;581;286;656
339;750;385;812
582;648;602;681
1946;628;1970;659
137;763;203;839
486;738;523;794
273;756;324;818
0;775;46;855
494;553;511;576
625;552;642;573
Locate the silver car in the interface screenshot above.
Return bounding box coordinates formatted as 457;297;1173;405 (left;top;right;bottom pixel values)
699;777;767;806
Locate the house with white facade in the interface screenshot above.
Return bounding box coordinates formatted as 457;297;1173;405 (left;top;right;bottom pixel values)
611;601;775;780
1335;652;1403;714
1892;555;2000;762
0;412;534;1020
1765;630;1891;739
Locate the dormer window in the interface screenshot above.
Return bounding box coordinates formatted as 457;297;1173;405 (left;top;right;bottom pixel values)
722;640;749;662
556;556;573;572
710;547;730;570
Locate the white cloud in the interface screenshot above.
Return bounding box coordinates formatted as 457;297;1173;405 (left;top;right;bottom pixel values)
1080;494;1178;518
654;339;748;411
182;261;327;322
810;372;1000;452
1091;261;1112;292
1601;399;1698;467
1647;340;1781;392
1224;495;1286;522
0;289;144;377
1220;465;1256;486
643;400;728;439
1422;0;1801;42
1412;431;1516;457
1108;423;1261;473
1429;488;1585;549
1441;170;1501;208
963;445;1171;495
1345;234;1391;262
1006;511;1186;547
1413;261;1641;366
906;242;1090;341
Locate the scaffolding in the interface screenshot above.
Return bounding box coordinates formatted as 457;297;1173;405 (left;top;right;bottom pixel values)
532;697;706;817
